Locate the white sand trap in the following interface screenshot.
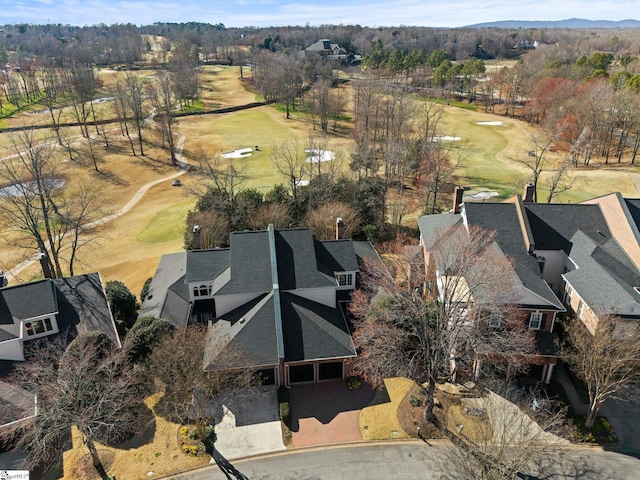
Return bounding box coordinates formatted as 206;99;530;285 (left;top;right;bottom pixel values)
222;147;253;159
464;191;499;201
294;179;309;187
477;121;503;126
305;148;335;163
434;135;461;141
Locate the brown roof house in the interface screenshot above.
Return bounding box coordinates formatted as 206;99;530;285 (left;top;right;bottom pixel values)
140;223;380;386
305;39;349;60
418;186;640;384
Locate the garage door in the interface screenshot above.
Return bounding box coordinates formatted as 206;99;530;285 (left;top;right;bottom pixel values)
288;364;315;384
318;362;343;381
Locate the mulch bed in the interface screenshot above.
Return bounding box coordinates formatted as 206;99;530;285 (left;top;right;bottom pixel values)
396;383;444;439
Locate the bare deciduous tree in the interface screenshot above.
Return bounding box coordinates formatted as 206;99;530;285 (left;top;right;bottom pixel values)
566;315;640;428
350;226;534;422
149;326;260;442
438;384;572;480
0;130;102;279
303;201;361;240
0;333;147;473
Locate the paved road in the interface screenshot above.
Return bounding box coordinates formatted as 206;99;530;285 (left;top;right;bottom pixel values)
165;441;640;480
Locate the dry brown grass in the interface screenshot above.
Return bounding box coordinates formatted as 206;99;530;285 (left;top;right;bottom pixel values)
358;377;412;440
61;393;210;480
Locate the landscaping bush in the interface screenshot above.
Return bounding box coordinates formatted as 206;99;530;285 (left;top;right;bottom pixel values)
124;315;175;364
346;376;362;391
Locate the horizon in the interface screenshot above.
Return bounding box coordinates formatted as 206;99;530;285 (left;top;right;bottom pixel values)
0;0;639;29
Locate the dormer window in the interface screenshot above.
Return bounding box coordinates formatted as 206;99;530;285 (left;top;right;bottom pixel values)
193;284;212;297
336;273;353;287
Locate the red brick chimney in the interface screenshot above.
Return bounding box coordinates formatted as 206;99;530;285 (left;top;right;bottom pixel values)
453;186;464;214
336;217;344;240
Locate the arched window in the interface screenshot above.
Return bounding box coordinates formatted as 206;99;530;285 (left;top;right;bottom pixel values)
199;285;209;296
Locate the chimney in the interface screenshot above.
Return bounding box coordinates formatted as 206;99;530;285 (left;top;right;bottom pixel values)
453;186;464;214
39;252;53;279
336;217;344;240
524;183;536;203
193;225;201;249
0;270;7;288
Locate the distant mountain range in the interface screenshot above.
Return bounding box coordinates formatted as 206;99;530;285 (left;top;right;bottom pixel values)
465;18;640;29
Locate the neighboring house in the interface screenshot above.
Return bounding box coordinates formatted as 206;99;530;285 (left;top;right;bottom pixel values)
0;272;121;362
141;222;380;387
305;39;349;59
418;186;640;383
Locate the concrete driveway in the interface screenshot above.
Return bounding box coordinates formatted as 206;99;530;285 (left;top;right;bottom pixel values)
213;386;286;460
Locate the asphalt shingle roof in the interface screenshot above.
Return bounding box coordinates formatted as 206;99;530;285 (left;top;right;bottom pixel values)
217;230;273;295
280;292;356;362
0;273;119;349
0;280;58;342
463;203;563;310
185;249;230;284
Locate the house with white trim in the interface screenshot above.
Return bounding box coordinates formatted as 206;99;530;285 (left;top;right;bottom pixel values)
140;223;380;387
418;186;640;384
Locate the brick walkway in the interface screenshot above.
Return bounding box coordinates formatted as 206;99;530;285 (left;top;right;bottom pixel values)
289;380;375;448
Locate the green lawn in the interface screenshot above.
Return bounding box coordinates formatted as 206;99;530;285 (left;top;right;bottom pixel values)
136;197;196;244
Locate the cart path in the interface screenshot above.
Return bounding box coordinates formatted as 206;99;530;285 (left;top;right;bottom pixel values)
5;133;187;283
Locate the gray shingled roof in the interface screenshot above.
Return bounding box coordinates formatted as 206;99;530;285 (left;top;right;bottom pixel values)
53;273;120;347
563;231;640;317
217;230;273;295
417;213;463;250
317;239;360;274
275;229;336;290
0;274;119;349
280;292;356;362
0;280;58;342
139;252;187;320
203;293;280;370
185;249;230;284
459;203;563;310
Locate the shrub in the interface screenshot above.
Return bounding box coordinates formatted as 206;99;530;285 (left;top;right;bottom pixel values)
277;386;292;428
106;280;139;329
124;316;175;364
346;376;362;391
182;445;199;455
409;395;423;407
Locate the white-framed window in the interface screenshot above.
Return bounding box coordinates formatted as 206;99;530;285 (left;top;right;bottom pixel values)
576;300;585;319
193;284;212;297
529;312;543;330
25;318;54;337
335;273;353;287
488;314;502;328
565;285;573;304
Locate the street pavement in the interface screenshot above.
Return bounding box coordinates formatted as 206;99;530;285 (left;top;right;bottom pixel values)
165;441;640;480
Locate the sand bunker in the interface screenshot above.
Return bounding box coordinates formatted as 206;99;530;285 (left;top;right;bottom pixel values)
294;179;310;187
477;121;503;126
305;149;335;163
222;148;253;159
463;191;499;201
434;136;461;141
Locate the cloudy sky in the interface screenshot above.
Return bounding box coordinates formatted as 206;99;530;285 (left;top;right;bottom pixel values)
0;0;638;28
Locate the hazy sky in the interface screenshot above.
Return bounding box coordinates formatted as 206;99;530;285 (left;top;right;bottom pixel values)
0;0;639;28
